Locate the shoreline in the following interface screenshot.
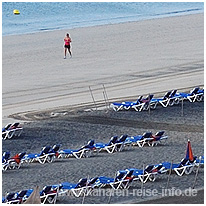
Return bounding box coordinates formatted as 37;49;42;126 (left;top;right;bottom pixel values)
2;12;203;37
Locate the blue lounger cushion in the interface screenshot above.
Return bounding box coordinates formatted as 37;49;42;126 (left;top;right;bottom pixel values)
126;168;144;176
97;176;115;184
59;149;79;154
23;153;40;160
94;143;109;148
125;135;144;143
161;162;181;169
61;182;77;190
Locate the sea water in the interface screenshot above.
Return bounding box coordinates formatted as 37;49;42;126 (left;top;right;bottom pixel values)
2;2;204;36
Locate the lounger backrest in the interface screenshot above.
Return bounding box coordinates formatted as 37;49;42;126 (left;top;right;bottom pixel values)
88;177;98;185
136;96;143;103
163;91;172;99
153;164;163;171
144;95;150;100
41;186;52;195
142;132;152;138
11;122;20;128
87;139;95;147
169;89;177;97
115;171;126;181
178;158;189;168
52;144;60;152
4;123;12;130
142;94;154;104
18;152;26;159
81;140;95;149
6;193;16;201
144;165;154;173
117;134;128;143
190;87;199;95
148;94;154;101
126;169;134;177
155;131;164;137
40;146;51;156
2;151;10;161
75;178;88;188
17;190;28;198
108;136;118;145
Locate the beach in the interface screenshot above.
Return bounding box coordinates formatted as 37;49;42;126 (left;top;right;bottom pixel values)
2;13;204;204
2;101;204;204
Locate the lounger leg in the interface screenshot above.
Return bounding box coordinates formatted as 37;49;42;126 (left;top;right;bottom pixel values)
174;167;186;176
47;155;55;163
160;101;169;108
132;106;139;111
138;174;150;183
185;166;194;175
72;152;81;159
148;174;156;182
106;145;117;153
71;188;84;197
37;155;48;164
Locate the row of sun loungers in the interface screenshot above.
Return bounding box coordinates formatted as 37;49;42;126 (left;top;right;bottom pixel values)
3;154;204;204
111;87;204;112
2;131;168;171
2;122;23;140
2;145;60;171
2;185;61;204
2;87;203;140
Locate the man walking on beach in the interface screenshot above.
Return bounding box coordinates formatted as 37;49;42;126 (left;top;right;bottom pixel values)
64;33;72;59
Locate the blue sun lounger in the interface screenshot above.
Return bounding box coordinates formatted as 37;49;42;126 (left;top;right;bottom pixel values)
94;135;128;153
94;136;119;153
165;89;182;106
2;189;33;204
177;87;203;102
24;185;61;204
126;164;166;184
150;91;172;108
58;178;98;197
22;146;57;164
132;94;154;111
126;132;154;147
124;135;144;145
2;122;23;140
39;185;61;204
146;131;168;146
161;160;194;176
2;192;18;204
58;140;95;159
114;135;129;151
95;169;135;190
111;96;143;111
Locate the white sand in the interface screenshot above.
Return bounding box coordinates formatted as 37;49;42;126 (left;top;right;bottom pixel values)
2;13;204;124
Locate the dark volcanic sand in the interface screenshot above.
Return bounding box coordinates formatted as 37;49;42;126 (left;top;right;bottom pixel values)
2;100;204;204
